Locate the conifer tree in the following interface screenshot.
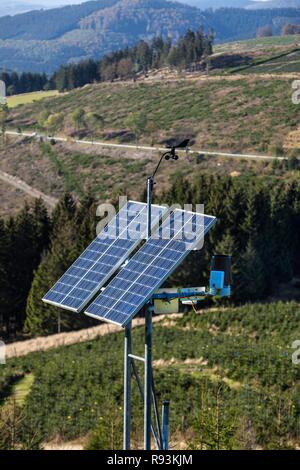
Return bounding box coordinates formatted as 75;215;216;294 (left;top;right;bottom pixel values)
0;218;9;335
235;241;267;302
25;194;96;336
269;185;294;284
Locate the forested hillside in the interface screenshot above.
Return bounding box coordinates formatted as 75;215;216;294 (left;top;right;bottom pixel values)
0;30;213;95
0;200;50;337
248;0;300;8
0;0;208;73
0;1;119;40
0;0;300;72
3;30;300;98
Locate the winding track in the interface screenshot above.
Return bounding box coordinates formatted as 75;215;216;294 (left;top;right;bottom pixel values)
5;130;280;161
0;168;58;209
5;313;182;360
0;130;280;211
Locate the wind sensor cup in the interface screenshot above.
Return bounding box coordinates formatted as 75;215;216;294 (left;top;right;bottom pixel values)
163;139;190;162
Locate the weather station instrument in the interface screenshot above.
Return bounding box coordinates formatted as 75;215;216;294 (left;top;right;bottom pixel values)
43;140;232;450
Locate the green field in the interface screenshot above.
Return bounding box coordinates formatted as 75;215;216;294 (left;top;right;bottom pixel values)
1;302;300;450
7;90;59;108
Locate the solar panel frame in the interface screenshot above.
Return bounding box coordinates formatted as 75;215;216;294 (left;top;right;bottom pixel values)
42;201;167;313
85;210;216;327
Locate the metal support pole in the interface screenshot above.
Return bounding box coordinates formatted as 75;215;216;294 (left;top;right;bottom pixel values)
131;361;161;449
58;312;61;334
162;400;170;450
145;174;154;450
144;303;153;450
152;376;163;450
123;322;132;450
147;176;153;240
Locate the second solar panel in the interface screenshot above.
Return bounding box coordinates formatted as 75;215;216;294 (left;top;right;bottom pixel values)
85;210;216;326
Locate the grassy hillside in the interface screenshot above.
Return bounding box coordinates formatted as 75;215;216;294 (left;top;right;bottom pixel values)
215;35;300;54
211;36;300;74
1;302;300;449
1;71;299;216
8;76;300;153
0;137;278;217
1;37;300;216
236;49;300;74
0;177;35;216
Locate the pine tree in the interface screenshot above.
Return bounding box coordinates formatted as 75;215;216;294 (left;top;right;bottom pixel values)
235;241;267;302
25;194;95;336
269;184;294;284
0;218;9;335
3;202;50;334
190;384;237;450
225;181;246;252
136;41;152;72
0;399;42;450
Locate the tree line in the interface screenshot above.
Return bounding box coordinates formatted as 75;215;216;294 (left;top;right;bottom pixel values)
0;29;213;96
0;194;99;339
256;22;300;38
282;24;300;36
53;29;213;92
0;71;50;97
160;174;300;305
1;174;300;338
0;200;50;337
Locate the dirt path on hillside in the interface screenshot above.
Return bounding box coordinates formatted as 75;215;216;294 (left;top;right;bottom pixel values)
6;307;229;360
0;169;58;209
142;72;300;83
6;314;183;360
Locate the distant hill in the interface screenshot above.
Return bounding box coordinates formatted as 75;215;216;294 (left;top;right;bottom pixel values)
184;0;300;7
0;0;300;73
182;0;251;8
0;1;44;17
247;0;300;8
0;0;87;17
0;1;120;40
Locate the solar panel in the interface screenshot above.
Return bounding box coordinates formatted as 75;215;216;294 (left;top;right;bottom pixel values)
43;201;167;313
85;209;216;326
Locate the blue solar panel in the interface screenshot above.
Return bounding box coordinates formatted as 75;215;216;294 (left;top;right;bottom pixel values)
43;201;167;313
85;210;216;326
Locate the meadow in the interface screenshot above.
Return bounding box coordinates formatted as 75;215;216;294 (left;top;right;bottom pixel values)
7;90;59;109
